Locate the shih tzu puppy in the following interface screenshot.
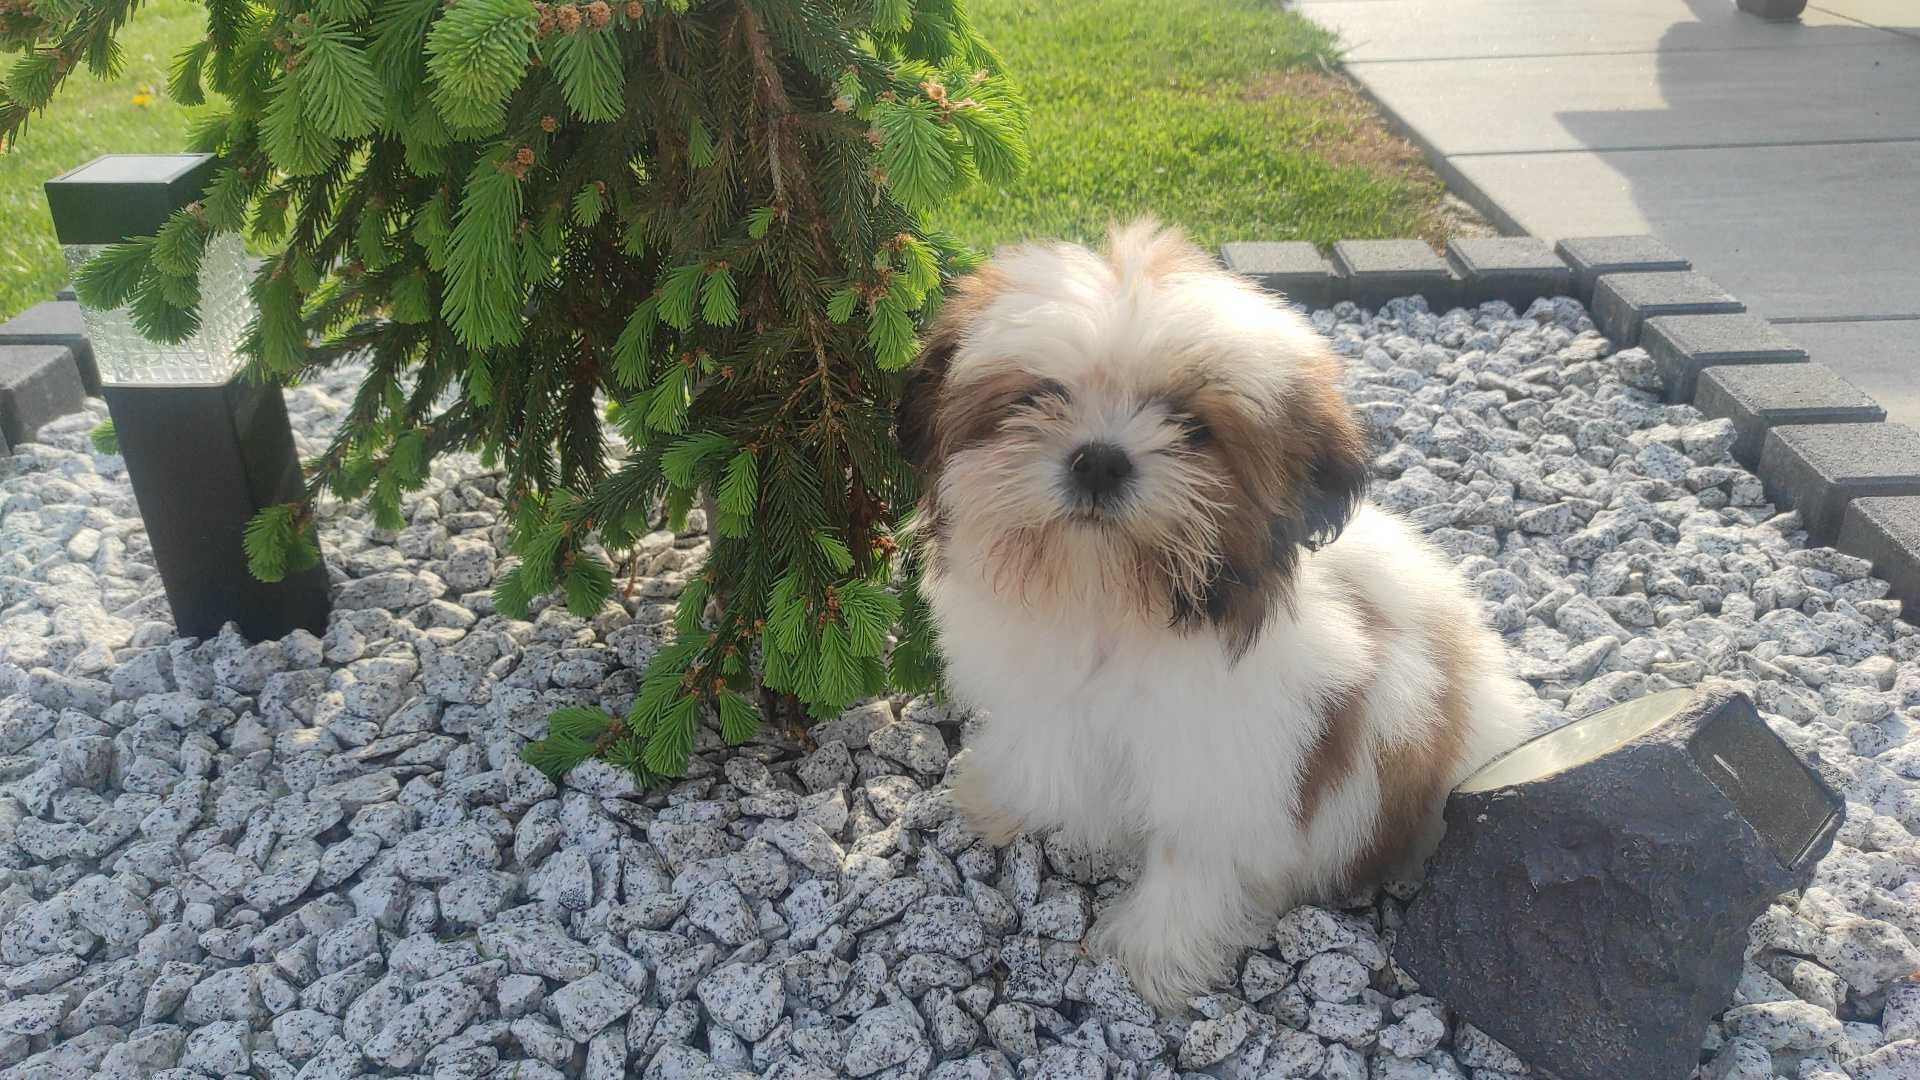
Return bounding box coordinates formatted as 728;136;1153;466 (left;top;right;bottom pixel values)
898;222;1538;1007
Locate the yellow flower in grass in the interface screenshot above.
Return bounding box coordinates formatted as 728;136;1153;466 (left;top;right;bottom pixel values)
130;86;155;106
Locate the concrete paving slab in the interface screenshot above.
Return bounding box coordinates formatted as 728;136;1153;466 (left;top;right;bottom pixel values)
1348;44;1920;154
1447;141;1920;322
1812;1;1920;37
1783;319;1920;428
1297;0;1881;62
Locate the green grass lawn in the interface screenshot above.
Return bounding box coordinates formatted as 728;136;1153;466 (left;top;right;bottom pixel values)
0;0;213;321
932;0;1453;252
0;0;1451;321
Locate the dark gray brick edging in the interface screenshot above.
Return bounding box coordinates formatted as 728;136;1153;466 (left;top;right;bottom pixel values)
0;344;87;450
1445;237;1571;311
1219;242;1339;311
1553;235;1691;300
1840;498;1920;616
1643;313;1807;405
1592;272;1745;348
1216;231;1920;623
0;300;101;394
1333;239;1456;310
1759;423;1920;546
1694;363;1885;469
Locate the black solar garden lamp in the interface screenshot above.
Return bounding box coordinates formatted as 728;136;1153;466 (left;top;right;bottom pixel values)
45;154;330;641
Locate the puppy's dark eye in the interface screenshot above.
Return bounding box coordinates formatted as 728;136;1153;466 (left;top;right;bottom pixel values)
1180;416;1214;445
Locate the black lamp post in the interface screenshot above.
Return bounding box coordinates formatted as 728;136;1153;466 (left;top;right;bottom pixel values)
45;154;330;641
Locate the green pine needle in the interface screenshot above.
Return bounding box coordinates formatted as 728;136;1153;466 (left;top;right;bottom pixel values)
571;183;605;227
644;366;692;434
492;562;536;619
562;552;615;616
425;0;538;131
898;234;941;304
243;503;312;582
642;693;699;775
388;270;434;323
260;73;342;175
612;299;658;388
655;262;703;330
547;28;625;123
699;267;738;327
826;286;859;324
73;239;155;311
660;432;733;487
867;293;917;370
686;117;714;167
873;0;912;33
297;18;386;138
444;151;526;348
746;206;775;239
873;96;953;212
813;531;854;573
717;449;757;518
89;420;118;455
168;40;211;106
715;688;758;744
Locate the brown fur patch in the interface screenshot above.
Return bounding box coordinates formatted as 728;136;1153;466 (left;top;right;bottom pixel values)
1295;686;1368;828
898;265;1011;572
897;265;1009;476
1293;592;1389;828
1171;350;1371;657
1338;619;1478;891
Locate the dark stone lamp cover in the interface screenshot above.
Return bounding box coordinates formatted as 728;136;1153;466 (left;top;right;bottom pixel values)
45;155;330;641
1394;686;1843;1080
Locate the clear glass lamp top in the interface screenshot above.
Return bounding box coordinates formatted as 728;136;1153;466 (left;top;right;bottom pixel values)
65;231;253;387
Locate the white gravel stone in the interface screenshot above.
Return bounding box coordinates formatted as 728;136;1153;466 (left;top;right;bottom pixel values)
1298;951;1368;1003
697;961;785;1041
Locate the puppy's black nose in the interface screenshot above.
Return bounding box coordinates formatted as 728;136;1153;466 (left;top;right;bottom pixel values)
1068;442;1134;500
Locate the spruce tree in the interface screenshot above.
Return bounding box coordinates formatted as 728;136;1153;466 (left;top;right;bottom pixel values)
2;0;1028;781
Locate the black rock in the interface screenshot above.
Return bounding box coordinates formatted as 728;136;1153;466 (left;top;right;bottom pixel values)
1394;686;1842;1080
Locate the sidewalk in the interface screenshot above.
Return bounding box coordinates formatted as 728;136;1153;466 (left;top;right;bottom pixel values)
1299;0;1920;423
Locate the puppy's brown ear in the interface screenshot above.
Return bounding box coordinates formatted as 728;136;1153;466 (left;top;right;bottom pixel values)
1272;372;1371;557
895;329;956;472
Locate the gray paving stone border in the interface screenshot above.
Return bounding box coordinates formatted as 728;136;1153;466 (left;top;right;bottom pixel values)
1694;362;1885;469
1215;232;1920;623
0;343;86;450
1643;312;1808;406
0;299;100;394
1445;236;1571;310
1591;271;1746;348
1839;497;1920;620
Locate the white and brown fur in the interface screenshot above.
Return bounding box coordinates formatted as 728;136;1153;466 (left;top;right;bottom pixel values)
899;221;1538;1007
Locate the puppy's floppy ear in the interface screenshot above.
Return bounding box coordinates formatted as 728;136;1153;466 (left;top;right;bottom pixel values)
1272;365;1372;557
895;329;956;472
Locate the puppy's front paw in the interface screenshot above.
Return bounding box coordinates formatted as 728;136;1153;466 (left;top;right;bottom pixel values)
951;766;1025;848
1089;896;1224;1012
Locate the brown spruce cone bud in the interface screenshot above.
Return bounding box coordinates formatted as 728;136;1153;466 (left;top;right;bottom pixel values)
585;1;610;27
539;115;559;132
624;0;641;17
553;3;581;32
